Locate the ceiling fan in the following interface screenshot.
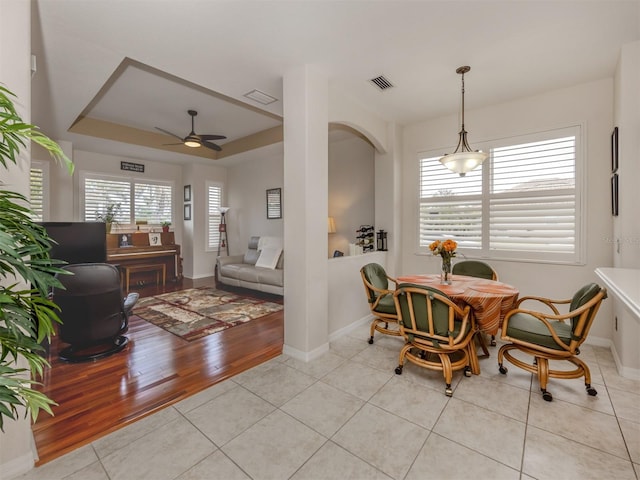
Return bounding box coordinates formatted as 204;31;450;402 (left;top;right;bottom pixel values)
155;110;226;151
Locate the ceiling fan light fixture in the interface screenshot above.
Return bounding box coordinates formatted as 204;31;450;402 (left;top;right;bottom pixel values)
184;137;201;148
439;66;488;177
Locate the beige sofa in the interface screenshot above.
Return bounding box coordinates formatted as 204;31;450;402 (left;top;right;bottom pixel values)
216;236;284;295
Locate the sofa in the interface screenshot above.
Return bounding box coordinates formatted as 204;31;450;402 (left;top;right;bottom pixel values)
216;236;284;295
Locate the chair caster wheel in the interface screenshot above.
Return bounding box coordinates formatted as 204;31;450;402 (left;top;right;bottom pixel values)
586;386;598;396
395;366;403;375
464;367;472;377
368;337;374;345
445;386;453;397
542;390;553;402
499;365;508;375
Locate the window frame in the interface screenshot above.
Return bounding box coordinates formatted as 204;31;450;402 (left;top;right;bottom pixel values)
80;171;174;229
30;160;50;222
417;125;585;265
205;181;224;252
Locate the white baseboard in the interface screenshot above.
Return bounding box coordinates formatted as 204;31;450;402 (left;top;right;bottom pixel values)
4;452;35;480
584;335;611;348
283;342;329;363
611;343;640;380
329;315;372;343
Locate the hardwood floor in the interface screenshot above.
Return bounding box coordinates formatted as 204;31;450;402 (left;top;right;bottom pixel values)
33;277;284;466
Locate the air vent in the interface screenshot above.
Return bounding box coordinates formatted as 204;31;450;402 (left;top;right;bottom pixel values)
369;75;394;91
243;89;278;105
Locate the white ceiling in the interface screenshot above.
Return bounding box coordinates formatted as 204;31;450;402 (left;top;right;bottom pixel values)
31;0;639;166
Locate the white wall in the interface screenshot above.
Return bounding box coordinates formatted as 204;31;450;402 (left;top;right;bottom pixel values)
402;78;615;342
328;135;375;257
226;150;284;255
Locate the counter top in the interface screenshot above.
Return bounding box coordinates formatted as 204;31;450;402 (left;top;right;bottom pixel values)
595;267;640;320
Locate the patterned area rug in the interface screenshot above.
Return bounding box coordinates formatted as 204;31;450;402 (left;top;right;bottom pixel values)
134;287;283;341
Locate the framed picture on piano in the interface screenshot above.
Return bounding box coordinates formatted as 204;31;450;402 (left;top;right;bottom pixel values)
148;233;162;246
119;233;133;248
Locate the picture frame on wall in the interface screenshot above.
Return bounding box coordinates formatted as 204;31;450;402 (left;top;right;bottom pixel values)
611;173;619;216
184;203;192;221
184;185;192;202
266;188;282;219
611;127;618;173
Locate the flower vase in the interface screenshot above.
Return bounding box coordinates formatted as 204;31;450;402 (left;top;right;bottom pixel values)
441;257;452;285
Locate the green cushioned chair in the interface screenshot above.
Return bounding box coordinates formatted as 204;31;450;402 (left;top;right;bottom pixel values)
452;260;498;281
498;283;607;401
393;283;477;397
360;263;402;344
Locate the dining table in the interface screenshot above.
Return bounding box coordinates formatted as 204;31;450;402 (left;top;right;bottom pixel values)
396;273;520;340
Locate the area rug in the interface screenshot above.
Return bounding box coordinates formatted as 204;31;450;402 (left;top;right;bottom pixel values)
133;287;283;341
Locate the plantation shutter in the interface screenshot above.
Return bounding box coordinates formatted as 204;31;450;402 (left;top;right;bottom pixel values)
419;158;483;249
29;166;45;221
207;184;222;249
490;135;576;254
135;183;172;224
84;178;131;223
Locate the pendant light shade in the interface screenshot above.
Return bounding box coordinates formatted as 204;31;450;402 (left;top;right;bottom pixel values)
439;66;488;177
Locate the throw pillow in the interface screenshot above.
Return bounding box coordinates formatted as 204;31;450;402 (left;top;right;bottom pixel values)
255;247;282;269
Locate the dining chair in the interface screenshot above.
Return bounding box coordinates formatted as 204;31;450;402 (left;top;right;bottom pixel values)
360;263;402;344
393;283;477;396
452;259;499;353
498;283;607;401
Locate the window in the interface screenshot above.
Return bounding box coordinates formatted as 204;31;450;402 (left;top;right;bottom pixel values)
30;161;49;221
419;126;582;264
82;173;173;227
206;182;223;250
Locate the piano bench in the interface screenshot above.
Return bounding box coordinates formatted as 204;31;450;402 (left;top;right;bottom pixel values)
122;263;166;292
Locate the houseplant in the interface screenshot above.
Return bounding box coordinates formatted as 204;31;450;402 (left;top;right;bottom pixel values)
0;85;73;431
96;203;121;233
161;221;171;233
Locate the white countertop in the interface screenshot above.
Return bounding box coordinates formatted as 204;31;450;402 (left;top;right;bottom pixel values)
595;267;640;320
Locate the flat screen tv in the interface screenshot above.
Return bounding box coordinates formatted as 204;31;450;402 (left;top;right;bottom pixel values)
39;222;107;265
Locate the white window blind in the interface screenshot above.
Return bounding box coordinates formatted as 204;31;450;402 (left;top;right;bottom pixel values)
207;183;223;250
82;174;173;227
29;165;45;221
418;126;581;263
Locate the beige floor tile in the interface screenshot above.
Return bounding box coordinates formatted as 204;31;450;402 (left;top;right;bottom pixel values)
619;418;640;464
528;394;628;459
222;410;325;480
453;375;530;421
92;406;181;459
233;361;316;406
185;385;275;446
100;416;215;480
368;332;404;351
542;376;614;414
329;334;369;359
523;426;636;479
290;441;392;480
433;398;526;469
352;343;400;373
369;375;449;429
173;378;238;413
175;451;251;480
609;385;640;424
16;445;98;480
281;381;364;437
601;366;640;395
322;360;393;401
479;353;533;391
332;403;429;480
282;351;346;379
64;461;109;480
394;359;463;394
405;433;520;480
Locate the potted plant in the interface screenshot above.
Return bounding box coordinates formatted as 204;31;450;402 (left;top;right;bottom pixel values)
161;221;171;233
0;85;73;431
96;203;121;233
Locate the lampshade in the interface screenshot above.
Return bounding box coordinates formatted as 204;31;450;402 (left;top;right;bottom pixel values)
439;66;488;177
328;217;336;234
219;206;230;214
184;138;201;148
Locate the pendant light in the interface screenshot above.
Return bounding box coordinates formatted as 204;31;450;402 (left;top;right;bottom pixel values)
439;66;488;177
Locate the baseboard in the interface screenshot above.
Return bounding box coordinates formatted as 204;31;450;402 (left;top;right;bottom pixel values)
283;342;329;363
584;335;611;348
328;315;372;343
4;452;35;480
610;342;640;380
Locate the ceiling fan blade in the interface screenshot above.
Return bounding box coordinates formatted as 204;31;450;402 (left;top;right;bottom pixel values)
162;142;184;146
198;134;227;141
202;140;222;152
155;127;184;141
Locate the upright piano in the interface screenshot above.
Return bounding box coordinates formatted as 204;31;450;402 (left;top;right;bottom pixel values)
106;232;183;286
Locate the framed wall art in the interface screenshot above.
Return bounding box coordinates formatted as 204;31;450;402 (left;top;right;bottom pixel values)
184;203;192;221
184;184;192;202
611;173;619;216
266;188;282;219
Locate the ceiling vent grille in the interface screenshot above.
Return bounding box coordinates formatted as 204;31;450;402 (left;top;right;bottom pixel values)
369;75;394;91
243;89;278;105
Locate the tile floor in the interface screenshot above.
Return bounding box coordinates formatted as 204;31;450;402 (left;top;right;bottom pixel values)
16;323;640;480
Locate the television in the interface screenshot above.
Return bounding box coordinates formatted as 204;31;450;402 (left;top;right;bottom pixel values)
39;222;107;265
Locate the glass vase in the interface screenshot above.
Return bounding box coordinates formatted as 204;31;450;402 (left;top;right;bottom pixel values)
441;257;452;285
